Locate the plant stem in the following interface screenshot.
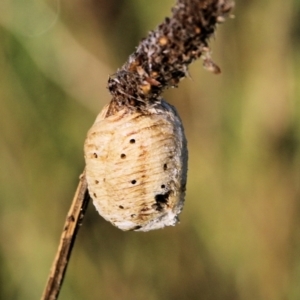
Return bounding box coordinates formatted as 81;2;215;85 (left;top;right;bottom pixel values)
41;173;90;300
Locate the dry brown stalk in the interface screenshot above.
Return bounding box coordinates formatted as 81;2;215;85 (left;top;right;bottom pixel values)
41;174;89;300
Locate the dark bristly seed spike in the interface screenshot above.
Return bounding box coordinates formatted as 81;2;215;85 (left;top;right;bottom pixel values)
106;0;234;117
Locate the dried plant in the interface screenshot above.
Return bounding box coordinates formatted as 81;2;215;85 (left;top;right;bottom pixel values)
41;0;234;299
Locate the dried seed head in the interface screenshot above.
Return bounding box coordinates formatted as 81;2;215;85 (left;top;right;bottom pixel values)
84;100;188;231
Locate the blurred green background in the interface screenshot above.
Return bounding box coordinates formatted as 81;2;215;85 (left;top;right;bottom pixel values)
1;0;300;299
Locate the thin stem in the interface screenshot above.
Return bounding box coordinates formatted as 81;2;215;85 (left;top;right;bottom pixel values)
41;173;90;300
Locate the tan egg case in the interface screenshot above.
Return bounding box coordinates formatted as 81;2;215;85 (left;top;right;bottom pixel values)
84;100;188;231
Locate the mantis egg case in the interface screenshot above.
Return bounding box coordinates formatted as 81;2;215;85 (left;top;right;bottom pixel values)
84;100;188;231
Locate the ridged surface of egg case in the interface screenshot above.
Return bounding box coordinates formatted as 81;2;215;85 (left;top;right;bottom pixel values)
84;100;188;231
